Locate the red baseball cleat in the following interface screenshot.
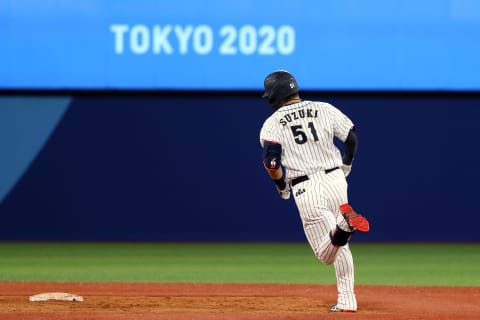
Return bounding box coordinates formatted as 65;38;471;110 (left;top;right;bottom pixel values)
339;204;370;233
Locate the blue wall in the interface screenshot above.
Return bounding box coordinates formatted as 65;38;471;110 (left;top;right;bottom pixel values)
0;92;479;241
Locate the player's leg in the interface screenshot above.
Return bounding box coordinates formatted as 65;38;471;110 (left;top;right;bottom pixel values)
293;174;358;312
293;178;339;264
323;170;358;312
293;172;352;265
293;176;358;312
318;170;355;264
302;206;339;264
333;244;357;311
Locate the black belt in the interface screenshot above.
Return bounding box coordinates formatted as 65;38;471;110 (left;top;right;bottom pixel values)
291;167;340;187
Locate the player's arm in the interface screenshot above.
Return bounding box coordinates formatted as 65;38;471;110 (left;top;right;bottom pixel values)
343;128;358;165
341;128;358;177
262;140;290;200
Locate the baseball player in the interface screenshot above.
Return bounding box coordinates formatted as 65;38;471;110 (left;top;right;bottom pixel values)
259;70;370;312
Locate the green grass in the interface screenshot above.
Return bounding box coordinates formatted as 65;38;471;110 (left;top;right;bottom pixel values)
0;242;478;286
352;243;480;286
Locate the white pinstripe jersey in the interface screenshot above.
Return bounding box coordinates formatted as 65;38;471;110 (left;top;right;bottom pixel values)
260;100;354;180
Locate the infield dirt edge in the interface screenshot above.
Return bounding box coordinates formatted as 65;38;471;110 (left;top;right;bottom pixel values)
0;282;478;320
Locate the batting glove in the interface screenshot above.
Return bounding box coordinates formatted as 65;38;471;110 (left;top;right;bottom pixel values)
276;184;291;200
341;164;352;177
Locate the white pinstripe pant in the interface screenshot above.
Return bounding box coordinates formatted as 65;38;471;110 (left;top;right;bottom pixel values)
292;168;357;310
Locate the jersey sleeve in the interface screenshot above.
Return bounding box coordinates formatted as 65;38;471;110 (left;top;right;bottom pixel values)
325;103;354;142
259;117;280;147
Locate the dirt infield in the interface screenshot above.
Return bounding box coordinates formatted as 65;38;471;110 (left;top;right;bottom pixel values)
0;282;478;320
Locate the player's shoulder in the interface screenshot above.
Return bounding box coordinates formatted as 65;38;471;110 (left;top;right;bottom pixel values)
260;113;277;133
300;99;329;107
310;100;335;107
307;100;338;112
261;113;276;125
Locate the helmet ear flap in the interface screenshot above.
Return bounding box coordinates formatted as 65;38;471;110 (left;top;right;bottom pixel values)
268;96;279;110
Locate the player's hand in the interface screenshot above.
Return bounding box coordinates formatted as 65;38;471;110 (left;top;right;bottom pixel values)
341;164;352;177
276;184;291;200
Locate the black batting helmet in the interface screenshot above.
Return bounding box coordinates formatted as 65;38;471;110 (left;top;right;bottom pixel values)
262;70;299;109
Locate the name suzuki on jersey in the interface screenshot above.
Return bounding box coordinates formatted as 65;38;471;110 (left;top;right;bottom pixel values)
279;108;318;126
